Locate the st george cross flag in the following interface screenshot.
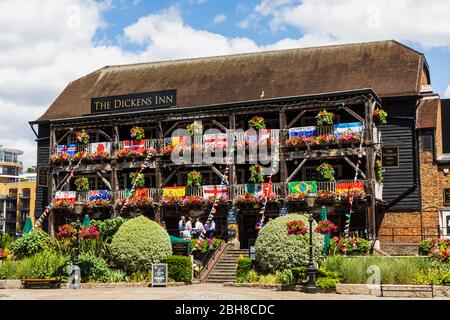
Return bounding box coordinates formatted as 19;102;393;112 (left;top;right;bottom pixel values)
56;144;77;156
54;191;76;201
289;126;317;138
124;140;145;151
88;190;111;202
203;133;228;149
336;181;365;195
163;187;186;197
89;142;111;154
289;181;317;194
334;122;363;138
202;185;228;200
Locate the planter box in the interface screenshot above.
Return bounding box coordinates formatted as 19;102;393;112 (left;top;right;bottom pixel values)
0;280;22;289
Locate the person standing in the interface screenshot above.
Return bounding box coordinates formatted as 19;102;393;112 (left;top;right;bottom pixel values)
194;217;204;238
255;217;265;235
178;216;186;238
186;216;193;235
205;219;216;239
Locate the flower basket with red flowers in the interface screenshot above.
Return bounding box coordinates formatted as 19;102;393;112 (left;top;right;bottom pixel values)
286;220;308;236
147;147;157;158
89;150;110;161
161;195;184;207
79;225;100;240
316;110;334;126
75;129;90;145
186;195;208;207
87;199;112;208
235;193;265;205
51;153;70;163
316;190;336;202
316;134;336;145
248;116;266;130
285;193;305;202
71;151;85;162
162;145;174;156
337;132;361;144
114;148;130;159
52;199;75;210
419;238;450;262
332;236;370;255
130;126;145;140
315;220;338;235
57;223;77;239
338;190;366;202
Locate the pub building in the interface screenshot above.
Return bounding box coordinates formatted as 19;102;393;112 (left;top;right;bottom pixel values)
29;40;448;253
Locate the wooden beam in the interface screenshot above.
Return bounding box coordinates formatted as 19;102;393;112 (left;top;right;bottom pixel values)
210;165;229;184
287;158;307;182
55;173;70;191
97;129;112;142
288;110;307;128
212;119;228;132
343;106;364;123
56;129;73;145
96;171;112;190
163;121;179;138
161;166;180;187
343;156;366;179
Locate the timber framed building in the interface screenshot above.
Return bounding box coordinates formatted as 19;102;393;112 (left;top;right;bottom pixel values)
30;40;442;251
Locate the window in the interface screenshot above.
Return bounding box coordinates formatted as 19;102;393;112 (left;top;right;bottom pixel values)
301;165;343;181
421;134;433;152
300;115;341;127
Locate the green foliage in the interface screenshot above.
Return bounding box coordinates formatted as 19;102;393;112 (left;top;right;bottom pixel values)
316;277;340;290
249;164;264;183
419;238;433;256
162;256;192;283
186;170;202;187
412;259;450;285
277;269;294;284
130;270;152;282
374;108;388;125
109;216;172;272
236;258;253;283
291;267;307;283
130;172;145;188
375;160;384;183
330;237;371;256
248;270;259;282
191;238;224;254
316;110;334;126
255;214;323;272
76;254;112;282
74;177;90;192
91;218;126;243
0;250;70;280
316;162;335;181
10;231;50;258
0;233;15;249
258;273;279;284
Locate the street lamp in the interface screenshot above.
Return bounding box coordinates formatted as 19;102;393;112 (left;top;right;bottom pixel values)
304;192;317;294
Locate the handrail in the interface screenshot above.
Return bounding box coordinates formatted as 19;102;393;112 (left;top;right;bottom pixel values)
198;242;230;282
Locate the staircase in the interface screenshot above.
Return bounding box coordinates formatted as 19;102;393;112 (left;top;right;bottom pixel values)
204;248;248;283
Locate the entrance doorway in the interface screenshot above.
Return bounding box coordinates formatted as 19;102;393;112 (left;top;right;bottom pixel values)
440;210;450;238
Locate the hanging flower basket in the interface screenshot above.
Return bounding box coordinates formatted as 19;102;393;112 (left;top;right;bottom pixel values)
187;122;203;135
316;190;337;202
316;134;336;145
51;153;70;163
286;136;319;148
74;177;90;192
249;164;265;183
130;172;145;188
72;151;85;162
86;199;112;209
51;199;75;210
286;220;307;236
130;126;145;139
315;220;338;235
375;159;384;182
316;110;334;126
88;150;110;161
75;129;90;145
373;108;387;125
337;132;361;144
248;116;266;130
285;193;305;202
187;170;202;187
115;197;154;209
316;162;335;181
235;193;265;205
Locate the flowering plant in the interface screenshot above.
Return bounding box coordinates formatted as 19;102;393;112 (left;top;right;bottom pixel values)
187;170;202;187
287;220;307;236
373;108;387;125
87;199;112;208
419;238;450;262
130;126;145;139
235;193;265;205
286;135;318;147
162;145;174;156
0;248;11;260
51;153;70;163
316;134;336;145
187;122;203;135
316;190;336;201
191;238;225;253
161;195;184;207
75;129;90;145
51;199;75;209
89;150;110;160
79;225;100;240
130;172;145;188
74;177;90;191
72;151;85;162
57;224;77;239
376;159;383;183
115;197;154;208
248;116;266;130
315;220;338;235
332;237;370;255
339;190;366;201
249;164;264;183
147;147;157;158
337;132;361;144
316;162;335;181
285;193;305;202
316;110;334;126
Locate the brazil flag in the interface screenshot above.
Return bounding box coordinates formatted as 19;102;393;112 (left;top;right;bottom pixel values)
289;181;317;194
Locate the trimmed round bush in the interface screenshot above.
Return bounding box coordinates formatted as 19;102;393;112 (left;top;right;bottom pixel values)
255;214;323;272
162;256;193;283
109;216;172;272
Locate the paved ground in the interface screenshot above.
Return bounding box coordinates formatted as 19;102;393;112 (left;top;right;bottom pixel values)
0;284;443;300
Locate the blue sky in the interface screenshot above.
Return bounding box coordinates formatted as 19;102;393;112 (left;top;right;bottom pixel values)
1;0;450;167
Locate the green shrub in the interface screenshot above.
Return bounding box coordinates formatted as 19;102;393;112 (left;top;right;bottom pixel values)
291;267;307;283
0;250;70;280
330;237;371;256
162;256;192;283
77;254;112;282
258;274;279;284
109;216;172;272
277;269;294;284
418;238;433;256
248;270;259;283
236;258;253;283
10;231;50;258
0;233;15;249
91;218;126;243
255;214;323;272
316;277;339;290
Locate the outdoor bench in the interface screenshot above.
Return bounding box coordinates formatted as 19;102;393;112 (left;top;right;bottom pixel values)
380;284;434;298
21;279;61;289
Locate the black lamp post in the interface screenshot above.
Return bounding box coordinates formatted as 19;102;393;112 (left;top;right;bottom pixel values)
304;192;317;294
73;199;84;265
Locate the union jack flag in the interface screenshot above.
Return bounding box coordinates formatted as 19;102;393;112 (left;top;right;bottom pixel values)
56;144;77;156
88;190;111;202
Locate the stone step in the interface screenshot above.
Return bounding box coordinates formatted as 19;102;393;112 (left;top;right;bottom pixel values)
207;276;236;281
205;279;235;283
213;266;237;270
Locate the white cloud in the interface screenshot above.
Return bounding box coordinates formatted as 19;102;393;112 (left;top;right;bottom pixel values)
212;13;227;25
445;85;450;98
245;0;450;48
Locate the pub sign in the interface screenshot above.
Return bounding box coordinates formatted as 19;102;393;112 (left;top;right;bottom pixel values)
382;146;399;168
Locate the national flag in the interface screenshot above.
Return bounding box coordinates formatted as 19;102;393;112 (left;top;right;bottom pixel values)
336;181;365;194
88;190;111;202
163;187;186;197
133;188;148;199
289;181;317;194
54;191;76;201
124;140;145;151
289;126;317;138
89;142;111;154
56;144;77;156
334;122;363;138
202;185;228;199
262;182;272;197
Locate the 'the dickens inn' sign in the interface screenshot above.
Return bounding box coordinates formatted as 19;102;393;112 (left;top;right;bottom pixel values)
91;90;177;114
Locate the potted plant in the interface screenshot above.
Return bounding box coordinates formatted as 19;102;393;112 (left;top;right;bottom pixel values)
373;108;387;125
74;177;90;192
75;129;90;145
316;162;335;181
316;110;334;126
315;220;338;235
130;172;145;188
248;116;266;130
249;164;264;183
187;170;202;187
187;122;203;135
130;126;145;139
286;220;307;236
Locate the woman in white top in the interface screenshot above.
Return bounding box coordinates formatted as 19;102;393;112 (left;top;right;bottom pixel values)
194;217;204;238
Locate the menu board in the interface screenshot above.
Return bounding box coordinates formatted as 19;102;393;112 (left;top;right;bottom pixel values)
382;146;399;168
444;189;450;206
37;168;48;187
151;263;167;287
